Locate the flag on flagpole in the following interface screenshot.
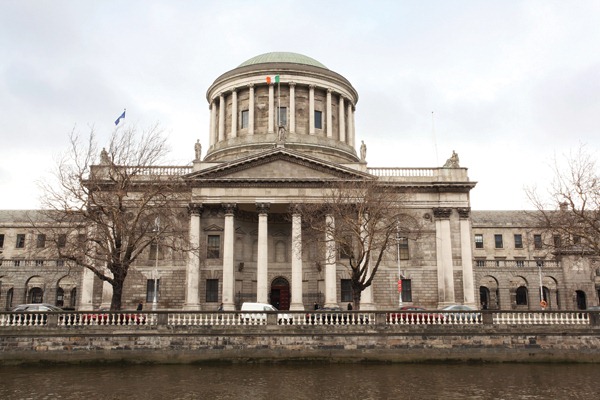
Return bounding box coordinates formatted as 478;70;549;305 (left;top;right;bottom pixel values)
114;109;126;125
266;76;272;84
274;75;280;83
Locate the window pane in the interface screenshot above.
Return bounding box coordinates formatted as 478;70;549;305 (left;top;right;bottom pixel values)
398;237;409;260
341;279;352;302
57;234;67;248
314;111;322;129
474;234;483;249
16;234;26;248
514;234;523;249
206;279;219;302
241;110;249;129
146;279;160;302
207;235;220;259
0;234;5;248
534;234;542;249
494;234;503;249
277;107;287;127
401;279;412;302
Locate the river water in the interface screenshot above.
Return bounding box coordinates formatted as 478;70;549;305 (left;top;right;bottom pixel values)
1;362;598;399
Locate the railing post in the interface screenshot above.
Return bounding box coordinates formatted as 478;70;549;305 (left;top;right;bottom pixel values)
157;312;168;326
481;311;493;325
590;311;600;326
47;314;59;327
267;312;277;325
376;312;387;326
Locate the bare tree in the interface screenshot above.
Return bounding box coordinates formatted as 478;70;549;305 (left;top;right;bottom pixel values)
296;180;420;310
526;146;600;256
38;125;190;310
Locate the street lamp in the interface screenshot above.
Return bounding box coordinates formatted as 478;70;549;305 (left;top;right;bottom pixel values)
538;261;545;310
396;223;403;308
152;216;160;311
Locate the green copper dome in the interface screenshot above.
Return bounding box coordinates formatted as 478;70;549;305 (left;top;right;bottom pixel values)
238;52;328;69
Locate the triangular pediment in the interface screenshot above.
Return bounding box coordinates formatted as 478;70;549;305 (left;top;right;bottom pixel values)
203;224;223;232
185;148;372;183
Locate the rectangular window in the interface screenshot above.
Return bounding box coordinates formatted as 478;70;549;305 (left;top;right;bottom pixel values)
16;234;25;248
314;110;323;129
553;235;562;248
57;234;67;248
277;107;287;127
149;240;163;260
474;234;483;249
0;234;4;248
398;237;409;260
207;235;220;259
146;279;160;302
494;234;503;249
534;234;542;249
573;235;581;245
341;279;353;302
514;234;523;249
37;234;46;248
206;279;219;302
401;279;412;302
241;110;249;129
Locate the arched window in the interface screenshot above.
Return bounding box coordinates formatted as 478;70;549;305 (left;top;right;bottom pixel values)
516;286;528;305
28;287;43;304
479;286;490;309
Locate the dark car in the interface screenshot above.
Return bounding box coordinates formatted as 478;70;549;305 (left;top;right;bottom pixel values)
387;306;444;324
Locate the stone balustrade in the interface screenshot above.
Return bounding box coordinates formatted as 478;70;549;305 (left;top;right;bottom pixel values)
0;309;597;328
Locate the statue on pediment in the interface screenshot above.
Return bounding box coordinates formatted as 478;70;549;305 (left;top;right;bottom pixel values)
443;150;460;168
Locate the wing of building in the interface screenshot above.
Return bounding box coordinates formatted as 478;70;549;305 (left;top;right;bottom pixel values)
1;52;598;311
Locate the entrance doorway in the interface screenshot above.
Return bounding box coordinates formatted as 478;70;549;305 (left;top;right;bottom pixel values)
576;290;587;310
270;277;290;310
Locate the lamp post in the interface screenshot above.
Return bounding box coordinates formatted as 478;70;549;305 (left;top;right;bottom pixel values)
396;224;403;308
152;216;160;311
538;262;545;310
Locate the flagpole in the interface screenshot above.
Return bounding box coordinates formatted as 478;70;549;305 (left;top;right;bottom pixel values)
277;77;281;128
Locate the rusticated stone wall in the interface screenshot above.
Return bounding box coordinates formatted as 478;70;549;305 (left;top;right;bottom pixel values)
2;325;600;365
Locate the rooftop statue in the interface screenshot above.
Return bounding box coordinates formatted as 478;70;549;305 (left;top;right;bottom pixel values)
194;140;202;161
443;150;460;168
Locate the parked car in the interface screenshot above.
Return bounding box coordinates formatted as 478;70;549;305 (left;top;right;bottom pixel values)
240;302;292;324
440;304;480;323
9;303;64;325
587;306;600;311
387;306;444;324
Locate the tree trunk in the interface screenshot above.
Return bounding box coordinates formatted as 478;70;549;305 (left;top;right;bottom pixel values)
352;287;362;311
111;279;124;311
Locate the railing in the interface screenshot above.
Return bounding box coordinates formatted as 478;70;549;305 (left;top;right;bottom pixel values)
475;260;561;269
1;310;598;328
367;168;436;177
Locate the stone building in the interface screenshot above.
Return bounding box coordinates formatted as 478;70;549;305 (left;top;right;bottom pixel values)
0;52;598;311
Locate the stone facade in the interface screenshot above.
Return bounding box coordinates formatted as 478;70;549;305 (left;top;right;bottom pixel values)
1;52;599;312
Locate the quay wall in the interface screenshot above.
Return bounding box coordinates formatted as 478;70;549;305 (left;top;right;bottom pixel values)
2;324;600;365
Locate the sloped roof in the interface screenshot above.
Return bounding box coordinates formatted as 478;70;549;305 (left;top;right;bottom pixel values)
238;52;328;69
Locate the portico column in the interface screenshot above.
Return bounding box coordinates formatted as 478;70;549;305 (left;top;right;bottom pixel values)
309;85;315;134
210;102;217;146
231;89;238;138
326;89;333;138
218;93;225;141
268;84;274;134
289;82;296;134
458;208;476;307
434;208;455;305
256;203;270;304
248;84;255;135
222;203;237;311
350;106;356;148
100;270;112;310
184;203;202;310
347;103;354;147
339;96;346;142
324;214;337;307
290;206;304;310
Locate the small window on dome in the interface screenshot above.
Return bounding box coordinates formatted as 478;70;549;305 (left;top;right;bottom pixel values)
241;110;249;129
314;110;322;129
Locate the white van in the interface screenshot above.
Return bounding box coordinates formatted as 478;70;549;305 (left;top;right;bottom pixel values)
240;302;292;324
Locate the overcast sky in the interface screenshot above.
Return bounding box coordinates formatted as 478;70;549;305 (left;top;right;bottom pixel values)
1;0;599;210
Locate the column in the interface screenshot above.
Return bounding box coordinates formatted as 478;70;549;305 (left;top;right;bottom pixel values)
184;203;202;310
256;203;270;304
290;207;304;310
338;96;346;143
434;208;455;305
458;208;476;307
222;203;236;311
231;89;238;138
289;82;296;134
326;89;333;138
210;102;217;146
100;271;112;310
350;106;356;148
347;103;354;148
218;93;225;142
309;85;315;135
268;84;274;134
248;84;255;135
324;214;338;307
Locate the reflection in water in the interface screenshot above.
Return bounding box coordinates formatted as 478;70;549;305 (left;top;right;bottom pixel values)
1;363;599;399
